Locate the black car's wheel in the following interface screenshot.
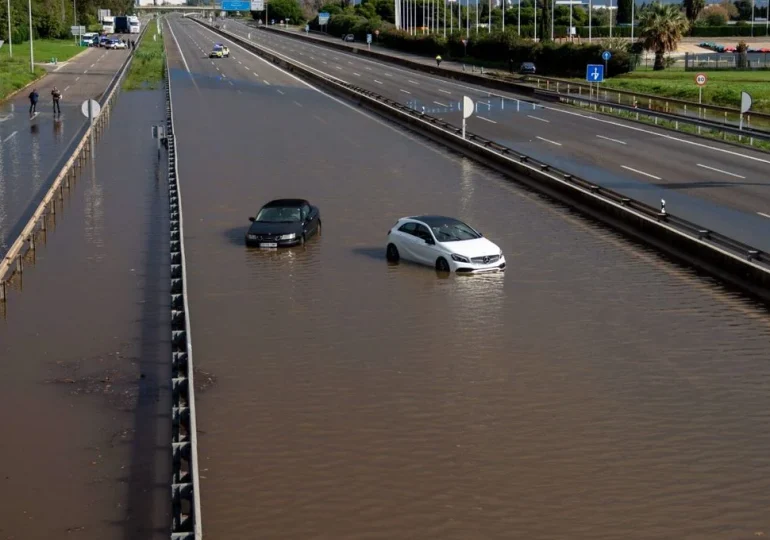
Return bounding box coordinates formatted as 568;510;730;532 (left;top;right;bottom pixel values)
316;221;322;237
436;257;450;273
299;234;306;246
386;243;400;262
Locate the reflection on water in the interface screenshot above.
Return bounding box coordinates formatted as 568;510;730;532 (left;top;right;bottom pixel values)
83;156;105;261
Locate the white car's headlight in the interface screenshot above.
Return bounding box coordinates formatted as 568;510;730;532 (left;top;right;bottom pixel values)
451;254;470;263
277;233;296;241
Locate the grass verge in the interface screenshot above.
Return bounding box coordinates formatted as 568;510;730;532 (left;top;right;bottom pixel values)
591;69;770;113
123;19;165;90
0;39;87;101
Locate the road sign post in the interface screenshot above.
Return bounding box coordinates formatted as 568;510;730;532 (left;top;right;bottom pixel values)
739;91;752;131
601;50;611;76
81;98;100;156
366;33;372;49
695;72;707;126
462;95;474;139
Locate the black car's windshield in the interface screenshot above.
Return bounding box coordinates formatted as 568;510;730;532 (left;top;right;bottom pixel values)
255;207;301;223
430;221;481;242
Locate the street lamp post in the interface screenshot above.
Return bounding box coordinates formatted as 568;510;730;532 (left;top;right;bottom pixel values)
630;0;634;41
28;0;34;72
6;0;12;57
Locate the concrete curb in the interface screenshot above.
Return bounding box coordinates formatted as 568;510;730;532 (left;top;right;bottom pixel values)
195;18;770;306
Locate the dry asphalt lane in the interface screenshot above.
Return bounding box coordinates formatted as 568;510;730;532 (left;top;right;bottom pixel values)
205;18;770;249
0;42;130;253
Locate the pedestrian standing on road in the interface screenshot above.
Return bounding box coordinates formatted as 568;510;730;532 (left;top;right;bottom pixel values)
51;86;62;116
436;55;442;67
29;88;39;116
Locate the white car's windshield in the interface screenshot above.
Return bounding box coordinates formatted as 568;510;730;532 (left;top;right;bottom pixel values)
430;222;481;242
256;207;301;222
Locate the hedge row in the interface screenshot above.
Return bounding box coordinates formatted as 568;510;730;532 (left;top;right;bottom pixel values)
690;26;764;37
380;30;634;76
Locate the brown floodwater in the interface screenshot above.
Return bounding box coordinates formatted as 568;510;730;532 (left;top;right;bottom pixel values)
0;89;171;539
165;19;770;539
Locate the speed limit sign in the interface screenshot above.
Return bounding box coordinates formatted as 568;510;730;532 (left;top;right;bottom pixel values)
695;73;708;86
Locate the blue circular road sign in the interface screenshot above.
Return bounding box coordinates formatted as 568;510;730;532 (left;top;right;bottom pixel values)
602;50;612;61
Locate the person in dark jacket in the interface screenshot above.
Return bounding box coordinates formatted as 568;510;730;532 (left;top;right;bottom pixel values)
29;88;39;116
51;86;62;116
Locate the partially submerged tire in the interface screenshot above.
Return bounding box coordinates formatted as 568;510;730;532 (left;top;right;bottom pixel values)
386;243;400;262
436;257;450;273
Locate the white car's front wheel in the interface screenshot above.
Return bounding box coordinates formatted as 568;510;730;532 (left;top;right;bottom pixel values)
435;257;450;273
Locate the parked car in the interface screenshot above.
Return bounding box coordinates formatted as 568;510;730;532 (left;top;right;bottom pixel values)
245;199;321;248
107;39;127;50
386;215;505;273
519;62;536;74
99;35;111;47
342;34;355;42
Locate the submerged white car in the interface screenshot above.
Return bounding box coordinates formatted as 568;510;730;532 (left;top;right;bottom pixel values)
386;215;506;273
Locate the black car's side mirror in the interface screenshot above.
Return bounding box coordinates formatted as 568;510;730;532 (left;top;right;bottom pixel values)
249;217;255;222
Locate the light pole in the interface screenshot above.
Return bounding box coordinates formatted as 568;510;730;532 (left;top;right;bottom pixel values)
517;0;520;36
502;0;505;32
6;0;12;57
550;0;553;40
608;0;612;38
28;0;34;72
630;0;634;41
588;0;591;42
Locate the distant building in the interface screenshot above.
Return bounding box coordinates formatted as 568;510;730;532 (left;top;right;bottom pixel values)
135;0;189;5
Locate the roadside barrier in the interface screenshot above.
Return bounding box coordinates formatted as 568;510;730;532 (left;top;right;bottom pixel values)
0;23;150;304
164;32;203;540
195;17;770;304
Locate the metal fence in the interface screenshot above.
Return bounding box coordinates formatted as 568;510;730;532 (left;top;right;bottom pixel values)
0;24;149;304
685;51;770;70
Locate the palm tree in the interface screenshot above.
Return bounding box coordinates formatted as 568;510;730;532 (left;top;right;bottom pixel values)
637;2;689;71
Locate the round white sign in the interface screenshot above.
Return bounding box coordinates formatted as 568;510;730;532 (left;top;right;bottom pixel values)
81;99;101;119
695;73;707;86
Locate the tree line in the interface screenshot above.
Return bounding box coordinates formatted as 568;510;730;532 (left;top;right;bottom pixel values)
1;0;134;42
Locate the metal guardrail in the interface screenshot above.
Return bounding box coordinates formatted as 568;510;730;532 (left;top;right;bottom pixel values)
535;88;770;145
195;18;770;302
164;31;203;540
0;23;150;303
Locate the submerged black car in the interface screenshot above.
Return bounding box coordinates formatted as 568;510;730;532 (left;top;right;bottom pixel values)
245;199;321;248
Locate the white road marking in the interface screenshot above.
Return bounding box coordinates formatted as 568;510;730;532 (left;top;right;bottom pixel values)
374;79;383;84
622;165;661;180
335;65;342;70
348;61;353;64
365;66;372;70
527;114;550;123
90;63;95;68
696;163;746;179
384;73;393;77
408;80;419;85
400;89;411;94
477;116;497;124
758;212;770;219
434;101;448;107
75;76;80;81
294;101;303;107
83;70;88;74
536;136;562;146
596;135;627;145
353;72;361;76
3;131;18;143
277;89;285;94
238;60;242;64
167;19;192;73
64;86;70;92
438;88;451;94
322;61;328;64
228;80;234;86
264;79;271;85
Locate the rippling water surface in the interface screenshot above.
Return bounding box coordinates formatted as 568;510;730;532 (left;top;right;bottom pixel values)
168;53;770;540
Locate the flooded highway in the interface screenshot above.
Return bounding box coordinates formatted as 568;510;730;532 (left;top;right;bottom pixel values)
0;89;170;539
166;17;770;539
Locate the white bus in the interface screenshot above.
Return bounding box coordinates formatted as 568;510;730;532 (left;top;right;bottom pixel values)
102;15;115;33
128;16;140;33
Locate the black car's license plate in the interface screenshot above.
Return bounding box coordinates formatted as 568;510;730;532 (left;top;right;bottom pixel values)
259;242;278;248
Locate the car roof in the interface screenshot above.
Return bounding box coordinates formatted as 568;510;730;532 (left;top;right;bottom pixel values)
262;198;309;208
407;215;465;227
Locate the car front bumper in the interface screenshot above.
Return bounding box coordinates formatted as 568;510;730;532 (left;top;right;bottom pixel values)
245;236;302;248
451;255;506;273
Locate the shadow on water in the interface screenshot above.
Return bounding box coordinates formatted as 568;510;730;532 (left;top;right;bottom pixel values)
351;246;386;261
224;226;247;246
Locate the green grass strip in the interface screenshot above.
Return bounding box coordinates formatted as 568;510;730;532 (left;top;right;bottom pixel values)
1;39;87;101
123;18;166;91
